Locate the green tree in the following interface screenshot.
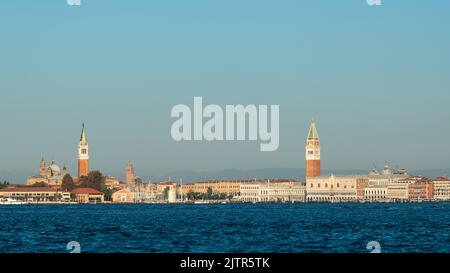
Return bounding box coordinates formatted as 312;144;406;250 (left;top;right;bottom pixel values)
101;186;112;201
186;191;194;200
78;176;89;187
206;187;213;198
79;170;105;191
87;170;105;190
61;174;75;191
31;181;49;187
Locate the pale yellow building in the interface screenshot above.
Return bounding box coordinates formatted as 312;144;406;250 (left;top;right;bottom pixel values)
240;182;306;203
364;186;388;201
112;188;135;203
433;177;450;200
386;183;409;200
180;179;298;197
0;187;70;203
111;185;157;203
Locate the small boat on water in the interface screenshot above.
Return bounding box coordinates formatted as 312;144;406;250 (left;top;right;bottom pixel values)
194;200;210;204
0;198;27;205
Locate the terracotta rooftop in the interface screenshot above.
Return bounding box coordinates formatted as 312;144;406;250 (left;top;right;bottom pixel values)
434;176;450;181
0;187;59;193
158;181;176;185
71;188;103;195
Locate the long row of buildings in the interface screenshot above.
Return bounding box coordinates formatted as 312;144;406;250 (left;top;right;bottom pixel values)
111;171;450;203
4;172;449;204
2;120;449;204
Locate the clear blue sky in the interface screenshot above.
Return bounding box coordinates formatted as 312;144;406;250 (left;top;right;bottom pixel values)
0;0;449;182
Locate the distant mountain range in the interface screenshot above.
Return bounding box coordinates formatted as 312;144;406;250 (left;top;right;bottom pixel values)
2;167;449;184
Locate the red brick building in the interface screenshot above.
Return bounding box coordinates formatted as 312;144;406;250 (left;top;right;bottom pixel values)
356;178;369;198
408;182;433;200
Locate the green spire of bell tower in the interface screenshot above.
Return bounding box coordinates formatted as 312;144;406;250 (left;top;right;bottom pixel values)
307;119;319;140
80;123;87;143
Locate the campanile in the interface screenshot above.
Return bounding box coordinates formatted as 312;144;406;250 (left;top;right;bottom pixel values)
306;119;321;178
78;123;89;177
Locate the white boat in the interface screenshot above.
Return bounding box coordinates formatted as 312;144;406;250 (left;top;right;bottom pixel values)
0;198;27;205
194;200;210;204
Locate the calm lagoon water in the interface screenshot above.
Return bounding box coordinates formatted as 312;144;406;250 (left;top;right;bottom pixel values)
0;203;449;253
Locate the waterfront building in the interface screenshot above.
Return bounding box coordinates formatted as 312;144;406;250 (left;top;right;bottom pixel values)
240;181;306;203
180;182;196;194
180;179;298;197
112;188;134;203
261;183;306;202
180;180;242;196
384;177;430;201
408;182;433;200
386;183;409;200
433;176;450;200
240;184;260;202
364;186;388;201
71;188;104;203
0;187;70;203
112;182;157;203
306;174;367;202
305;119;320;178
78;123;89;178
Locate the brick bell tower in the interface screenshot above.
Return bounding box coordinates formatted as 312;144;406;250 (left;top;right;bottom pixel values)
306;119;321;178
125;162;135;188
78;123;89;178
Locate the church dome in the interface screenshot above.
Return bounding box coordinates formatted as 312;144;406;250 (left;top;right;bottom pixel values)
47;163;61;176
382;163;392;175
50;165;61;174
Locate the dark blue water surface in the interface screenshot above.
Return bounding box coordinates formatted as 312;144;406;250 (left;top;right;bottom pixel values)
0;203;449;253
